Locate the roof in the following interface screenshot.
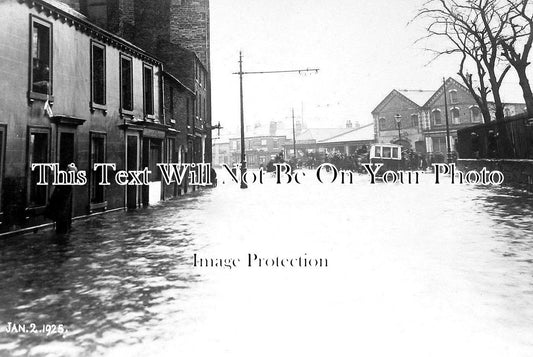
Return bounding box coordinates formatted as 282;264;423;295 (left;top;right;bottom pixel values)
318;123;374;144
296;128;351;142
396;90;434;107
371;89;430;114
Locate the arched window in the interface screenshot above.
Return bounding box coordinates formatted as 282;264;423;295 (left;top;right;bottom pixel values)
379;117;386;131
411;114;419;128
432;110;442;125
449;90;458;104
451;108;460;124
470;106;481;122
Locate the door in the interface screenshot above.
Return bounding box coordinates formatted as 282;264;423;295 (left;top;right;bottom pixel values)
126;133;140;209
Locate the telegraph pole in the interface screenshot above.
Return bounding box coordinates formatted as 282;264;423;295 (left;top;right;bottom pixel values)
443;77;452;163
292;108;297;158
233;52;319;189
239;52;247;188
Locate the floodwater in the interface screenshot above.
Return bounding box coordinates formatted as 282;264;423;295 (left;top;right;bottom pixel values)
0;169;533;356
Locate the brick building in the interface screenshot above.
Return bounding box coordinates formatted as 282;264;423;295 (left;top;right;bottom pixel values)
422;78;525;158
373;77;526;158
229;136;287;168
372;89;434;153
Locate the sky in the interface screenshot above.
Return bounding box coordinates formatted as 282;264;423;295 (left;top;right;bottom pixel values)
209;0;527;136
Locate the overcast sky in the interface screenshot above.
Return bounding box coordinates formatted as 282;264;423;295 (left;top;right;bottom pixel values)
209;0;526;135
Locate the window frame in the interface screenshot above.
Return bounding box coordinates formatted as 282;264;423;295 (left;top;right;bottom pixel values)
28;15;54;102
26;126;51;209
143;63;155;118
411;114;419;128
378;117;386;131
470;106;481;123
449;90;458;104
432;109;442;125
119;54;134;115
90;40;107;111
451;107;461;124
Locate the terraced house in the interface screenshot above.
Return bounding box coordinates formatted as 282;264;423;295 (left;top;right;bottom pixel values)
0;0;182;234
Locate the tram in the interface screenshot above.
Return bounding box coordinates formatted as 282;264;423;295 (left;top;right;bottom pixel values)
368;143;404;174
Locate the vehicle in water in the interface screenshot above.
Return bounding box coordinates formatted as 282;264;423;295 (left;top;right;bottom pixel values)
368;143;404;176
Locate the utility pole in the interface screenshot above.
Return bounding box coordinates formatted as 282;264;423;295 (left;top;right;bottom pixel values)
239;52;246;188
233;52;319;189
443;77;452;163
292;108;297;159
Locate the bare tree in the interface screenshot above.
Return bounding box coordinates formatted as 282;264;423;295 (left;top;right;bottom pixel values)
499;0;533;115
414;0;511;121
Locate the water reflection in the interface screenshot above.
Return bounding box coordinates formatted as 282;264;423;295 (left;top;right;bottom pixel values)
0;194;207;356
0;177;532;356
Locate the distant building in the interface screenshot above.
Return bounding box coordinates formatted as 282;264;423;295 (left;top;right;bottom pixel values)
283;124;374;158
229;136;287;168
372;89;434;153
422;78;525;159
372;77;526;159
212;141;230;167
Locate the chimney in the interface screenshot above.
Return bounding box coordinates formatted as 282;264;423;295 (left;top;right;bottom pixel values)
295;121;302;135
353;121;360;129
269;121;277;136
346;120;352;128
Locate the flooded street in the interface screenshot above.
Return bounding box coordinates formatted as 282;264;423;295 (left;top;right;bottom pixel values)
1;170;533;356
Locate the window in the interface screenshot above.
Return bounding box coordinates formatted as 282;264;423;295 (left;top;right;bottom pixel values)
383;147;392;158
433;110;442;125
392;147;399;159
90;133;106;204
433;137;447;153
411;114;419;128
261;139;267;146
378;118;386;131
449;90;458;104
30;16;52;96
471;107;481;122
91;42;106;106
143;64;154;116
273;140;279;148
504;107;512;117
0;125;5;212
374;146;381;157
168;86;175;121
186;98;191;127
120;55;133;111
451;108;460;124
28;129;49;207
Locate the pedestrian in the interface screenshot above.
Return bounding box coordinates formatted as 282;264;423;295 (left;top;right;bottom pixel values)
210;167;217;187
44;163;77;234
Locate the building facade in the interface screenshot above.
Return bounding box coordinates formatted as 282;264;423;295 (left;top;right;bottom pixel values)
373;78;526;159
0;0;179;234
68;0;213;165
229;136;287;168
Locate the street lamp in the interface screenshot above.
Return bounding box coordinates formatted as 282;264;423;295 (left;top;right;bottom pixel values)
394;114;402;143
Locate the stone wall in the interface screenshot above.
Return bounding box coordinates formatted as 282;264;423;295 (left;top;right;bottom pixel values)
457;159;533;192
